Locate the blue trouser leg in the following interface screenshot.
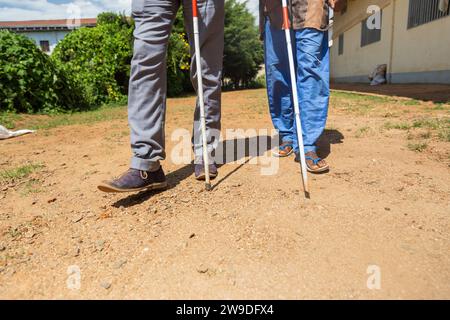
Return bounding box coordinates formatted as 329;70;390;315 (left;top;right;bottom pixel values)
293;28;330;154
263;18;295;145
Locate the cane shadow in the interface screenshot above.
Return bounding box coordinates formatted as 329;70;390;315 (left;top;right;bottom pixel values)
111;135;275;208
316;129;345;159
212;135;274;190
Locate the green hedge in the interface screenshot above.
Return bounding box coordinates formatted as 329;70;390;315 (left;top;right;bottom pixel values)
0;30;88;113
52;22;133;107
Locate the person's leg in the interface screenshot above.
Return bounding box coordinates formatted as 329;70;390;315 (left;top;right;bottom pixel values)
294;28;330;155
98;0;179;192
129;0;180;172
263;17;296;151
183;0;224;167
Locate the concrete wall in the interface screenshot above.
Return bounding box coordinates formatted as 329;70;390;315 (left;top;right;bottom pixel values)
20;30;70;54
331;0;450;84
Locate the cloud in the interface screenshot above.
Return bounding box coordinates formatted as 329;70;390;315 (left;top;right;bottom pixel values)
0;0;131;21
0;0;258;21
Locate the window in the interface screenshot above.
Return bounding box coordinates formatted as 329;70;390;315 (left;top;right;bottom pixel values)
338;34;344;55
408;0;450;29
40;40;50;52
361;10;382;47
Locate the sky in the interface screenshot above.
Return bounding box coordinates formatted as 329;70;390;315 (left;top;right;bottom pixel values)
0;0;259;21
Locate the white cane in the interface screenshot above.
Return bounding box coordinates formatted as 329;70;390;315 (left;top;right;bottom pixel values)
281;0;309;197
329;6;334;48
192;0;211;191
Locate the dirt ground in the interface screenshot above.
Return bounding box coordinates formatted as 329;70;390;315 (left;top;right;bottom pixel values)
1;87;449;299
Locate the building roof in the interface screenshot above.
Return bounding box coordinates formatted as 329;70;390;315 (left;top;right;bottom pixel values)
0;18;97;31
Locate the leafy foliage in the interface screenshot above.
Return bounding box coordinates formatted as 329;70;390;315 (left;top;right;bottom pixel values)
1;4;263;114
167;31;191;96
223;0;264;89
97;11;134;28
0;30;88;113
52;19;133;106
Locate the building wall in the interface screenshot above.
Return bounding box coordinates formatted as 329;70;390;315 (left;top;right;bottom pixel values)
20;30;70;54
331;0;393;82
331;0;450;84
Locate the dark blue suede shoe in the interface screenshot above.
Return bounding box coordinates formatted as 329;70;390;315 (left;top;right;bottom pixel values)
98;167;167;193
194;162;218;181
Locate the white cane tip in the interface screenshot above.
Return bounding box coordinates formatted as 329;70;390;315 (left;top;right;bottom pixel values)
205;183;212;191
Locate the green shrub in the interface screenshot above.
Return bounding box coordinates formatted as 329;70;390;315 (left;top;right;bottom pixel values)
52;22;133;107
53;11;191;104
0;30;88;113
167;32;191;96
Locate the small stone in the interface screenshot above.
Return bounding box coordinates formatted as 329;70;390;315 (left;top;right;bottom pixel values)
72;247;80;257
99;211;112;219
100;281;111;289
47;198;57;203
113;259;127;269
6;268;15;276
197;264;208;274
24;231;36;239
95;240;105;251
71;215;84;223
189;233;196;239
384;207;391;211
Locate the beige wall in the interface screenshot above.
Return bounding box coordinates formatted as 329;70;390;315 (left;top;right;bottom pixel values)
391;0;450;74
331;0;450;83
331;0;393;80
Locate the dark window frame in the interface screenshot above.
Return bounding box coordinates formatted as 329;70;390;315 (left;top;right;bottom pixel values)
40;40;50;52
361;10;383;47
407;0;450;29
338;33;344;55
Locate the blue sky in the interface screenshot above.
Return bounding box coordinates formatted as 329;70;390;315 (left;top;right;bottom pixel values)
0;0;258;21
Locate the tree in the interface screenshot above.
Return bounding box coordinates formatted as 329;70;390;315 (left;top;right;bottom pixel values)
223;0;263;89
97;11;133;29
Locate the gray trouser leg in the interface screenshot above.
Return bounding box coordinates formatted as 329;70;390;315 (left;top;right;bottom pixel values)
128;0;224;171
183;0;224;164
129;0;179;171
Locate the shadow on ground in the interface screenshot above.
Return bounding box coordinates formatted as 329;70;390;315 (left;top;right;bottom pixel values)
112;130;344;207
112;135;275;208
317;129;345;159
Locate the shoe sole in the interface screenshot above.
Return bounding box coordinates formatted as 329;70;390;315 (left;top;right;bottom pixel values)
306;165;330;173
97;181;168;193
195;173;218;181
295;160;330;173
271;148;294;158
